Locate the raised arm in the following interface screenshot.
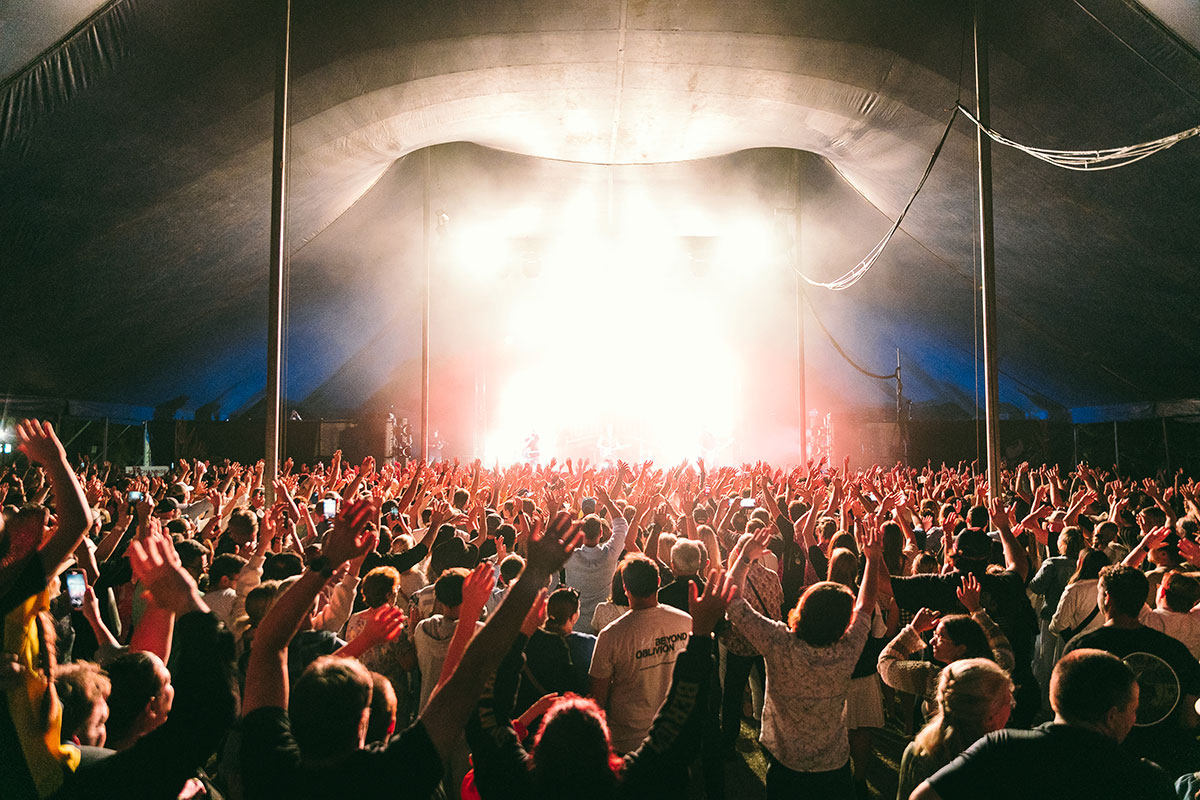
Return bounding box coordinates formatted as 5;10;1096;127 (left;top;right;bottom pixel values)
433;562;495;693
16;420;93;577
419;510;582;762
242;499;377;714
988;497;1028;582
855;517;884;616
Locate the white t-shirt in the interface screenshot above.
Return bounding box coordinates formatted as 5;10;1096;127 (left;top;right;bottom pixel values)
202;587;237;630
565;517;628;634
591;602;628;634
1143;607;1200;660
588;603;692;753
413;613;484;712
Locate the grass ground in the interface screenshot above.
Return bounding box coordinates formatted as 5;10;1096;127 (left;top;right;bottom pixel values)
711;717;908;799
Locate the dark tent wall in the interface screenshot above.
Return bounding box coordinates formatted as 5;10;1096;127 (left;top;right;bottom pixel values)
2;0;1199;432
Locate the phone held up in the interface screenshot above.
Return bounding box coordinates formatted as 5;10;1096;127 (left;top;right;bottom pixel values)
65;569;86;608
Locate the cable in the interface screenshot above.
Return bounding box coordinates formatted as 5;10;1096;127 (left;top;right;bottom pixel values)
956;104;1200;170
795;109;958;291
803;293;898;381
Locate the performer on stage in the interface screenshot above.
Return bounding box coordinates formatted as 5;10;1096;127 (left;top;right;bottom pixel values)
522;431;541;464
430;429;447;462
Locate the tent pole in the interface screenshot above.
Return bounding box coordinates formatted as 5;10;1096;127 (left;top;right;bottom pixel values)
792;150;807;466
1162;417;1171;473
264;0;292;504
795;274;807;465
896;349;908;466
420;148;431;462
974;0;1002;496
1113;421;1120;474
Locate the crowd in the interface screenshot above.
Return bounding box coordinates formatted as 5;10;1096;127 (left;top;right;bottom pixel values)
3;418;1200;798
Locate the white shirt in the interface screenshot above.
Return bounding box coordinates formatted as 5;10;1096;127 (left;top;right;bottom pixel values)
1049;579;1105;644
565;516;628;635
591;602;628;633
413;613;484;712
1051;578;1156;644
588;603;692;753
202;587;237;630
1142;607;1200;660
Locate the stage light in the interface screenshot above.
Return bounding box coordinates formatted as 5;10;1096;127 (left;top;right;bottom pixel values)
715;218;776;274
510;237;543;278
682;236;718;276
442;220;510;277
504;206;541;235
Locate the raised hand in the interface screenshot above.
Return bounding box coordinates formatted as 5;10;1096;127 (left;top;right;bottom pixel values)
16;419;67;466
521;588;549;636
735;525;773;566
1177;536;1200;568
461;562;497;616
525;511;583;576
359;605;405;648
957;572;982;613
517;692;561;729
911;607;941;633
859;515;884;560
322;498;378;565
1140;525;1171;554
690;567;738;637
129;534;208;616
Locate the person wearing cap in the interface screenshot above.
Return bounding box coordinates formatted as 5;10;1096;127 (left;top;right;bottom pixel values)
153;497;182;521
878;501;1040;726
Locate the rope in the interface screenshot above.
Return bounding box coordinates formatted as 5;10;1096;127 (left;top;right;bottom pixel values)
956;104;1200;171
803;293;898;381
794;109;958;291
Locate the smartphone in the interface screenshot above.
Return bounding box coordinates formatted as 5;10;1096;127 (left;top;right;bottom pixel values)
65;569;86;608
740;498;757;509
388;508;400;520
322;498;337;519
127;490;144;504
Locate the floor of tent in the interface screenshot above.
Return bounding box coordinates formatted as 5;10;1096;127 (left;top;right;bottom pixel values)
700;713;909;799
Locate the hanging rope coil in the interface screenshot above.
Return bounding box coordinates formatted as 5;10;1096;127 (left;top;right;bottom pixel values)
794;109;958;292
956;104;1200;171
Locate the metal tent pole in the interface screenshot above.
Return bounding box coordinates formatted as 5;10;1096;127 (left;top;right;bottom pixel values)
1114;421;1121;474
1162;417;1171;473
264;0;292;505
792;151;807;466
974;0;1002;495
420;148;432;462
795;277;807;465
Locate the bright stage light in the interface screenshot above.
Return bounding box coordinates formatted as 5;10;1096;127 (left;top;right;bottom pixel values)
442;219;510;277
715;218;776;274
442;183;788;463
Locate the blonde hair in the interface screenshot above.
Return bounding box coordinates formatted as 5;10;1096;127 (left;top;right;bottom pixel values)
912;658;1012;767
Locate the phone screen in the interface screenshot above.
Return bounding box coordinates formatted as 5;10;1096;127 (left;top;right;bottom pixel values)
322;499;337;519
65;571;86;608
127;491;144;504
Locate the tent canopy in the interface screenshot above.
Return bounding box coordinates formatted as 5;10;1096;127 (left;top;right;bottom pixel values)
3;0;1199;427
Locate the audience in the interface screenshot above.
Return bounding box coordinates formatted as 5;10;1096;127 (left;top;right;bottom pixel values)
4;421;1200;799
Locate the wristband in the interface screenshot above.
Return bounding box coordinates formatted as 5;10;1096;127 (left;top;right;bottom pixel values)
308;554;335;578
